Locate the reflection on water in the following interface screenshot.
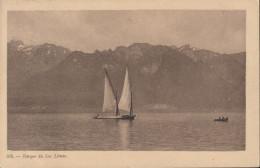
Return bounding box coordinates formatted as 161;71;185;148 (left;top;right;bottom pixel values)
117;120;130;150
8;111;245;151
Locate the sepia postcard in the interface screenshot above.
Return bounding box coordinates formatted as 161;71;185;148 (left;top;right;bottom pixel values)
0;0;259;167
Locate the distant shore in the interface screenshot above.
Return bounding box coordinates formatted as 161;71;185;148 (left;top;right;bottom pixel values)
7;105;245;114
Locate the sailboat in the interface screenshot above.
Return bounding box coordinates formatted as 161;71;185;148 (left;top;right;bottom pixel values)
94;68;136;120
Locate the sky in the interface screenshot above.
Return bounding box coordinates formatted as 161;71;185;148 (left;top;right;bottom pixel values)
8;10;245;54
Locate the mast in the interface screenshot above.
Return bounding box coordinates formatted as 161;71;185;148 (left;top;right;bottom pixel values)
115;91;120;116
130;91;133;116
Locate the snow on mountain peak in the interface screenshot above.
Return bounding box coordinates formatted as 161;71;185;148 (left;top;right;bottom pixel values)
17;44;26;50
178;44;200;52
16;43;33;54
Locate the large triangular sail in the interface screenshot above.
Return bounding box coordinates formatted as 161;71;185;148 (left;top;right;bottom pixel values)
102;69;117;113
119;68;132;113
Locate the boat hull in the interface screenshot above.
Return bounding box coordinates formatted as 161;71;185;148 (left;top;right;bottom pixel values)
121;115;136;120
94;115;136;120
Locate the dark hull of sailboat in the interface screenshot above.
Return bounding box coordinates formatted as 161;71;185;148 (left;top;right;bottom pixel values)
121;115;136;120
94;115;136;120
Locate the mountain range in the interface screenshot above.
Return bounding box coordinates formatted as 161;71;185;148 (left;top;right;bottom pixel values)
7;40;245;110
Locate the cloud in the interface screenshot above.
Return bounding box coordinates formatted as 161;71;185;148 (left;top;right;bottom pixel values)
8;10;245;53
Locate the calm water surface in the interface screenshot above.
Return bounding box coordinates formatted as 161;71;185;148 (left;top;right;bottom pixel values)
8;111;245;151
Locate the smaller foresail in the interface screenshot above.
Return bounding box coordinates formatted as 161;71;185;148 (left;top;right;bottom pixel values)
119;68;132;112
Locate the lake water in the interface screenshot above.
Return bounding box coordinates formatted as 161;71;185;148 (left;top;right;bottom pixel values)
8;111;245;151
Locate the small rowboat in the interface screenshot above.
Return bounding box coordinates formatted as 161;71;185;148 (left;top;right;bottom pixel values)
214;117;228;122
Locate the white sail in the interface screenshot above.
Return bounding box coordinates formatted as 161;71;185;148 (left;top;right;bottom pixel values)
102;69;117;112
119;68;131;112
